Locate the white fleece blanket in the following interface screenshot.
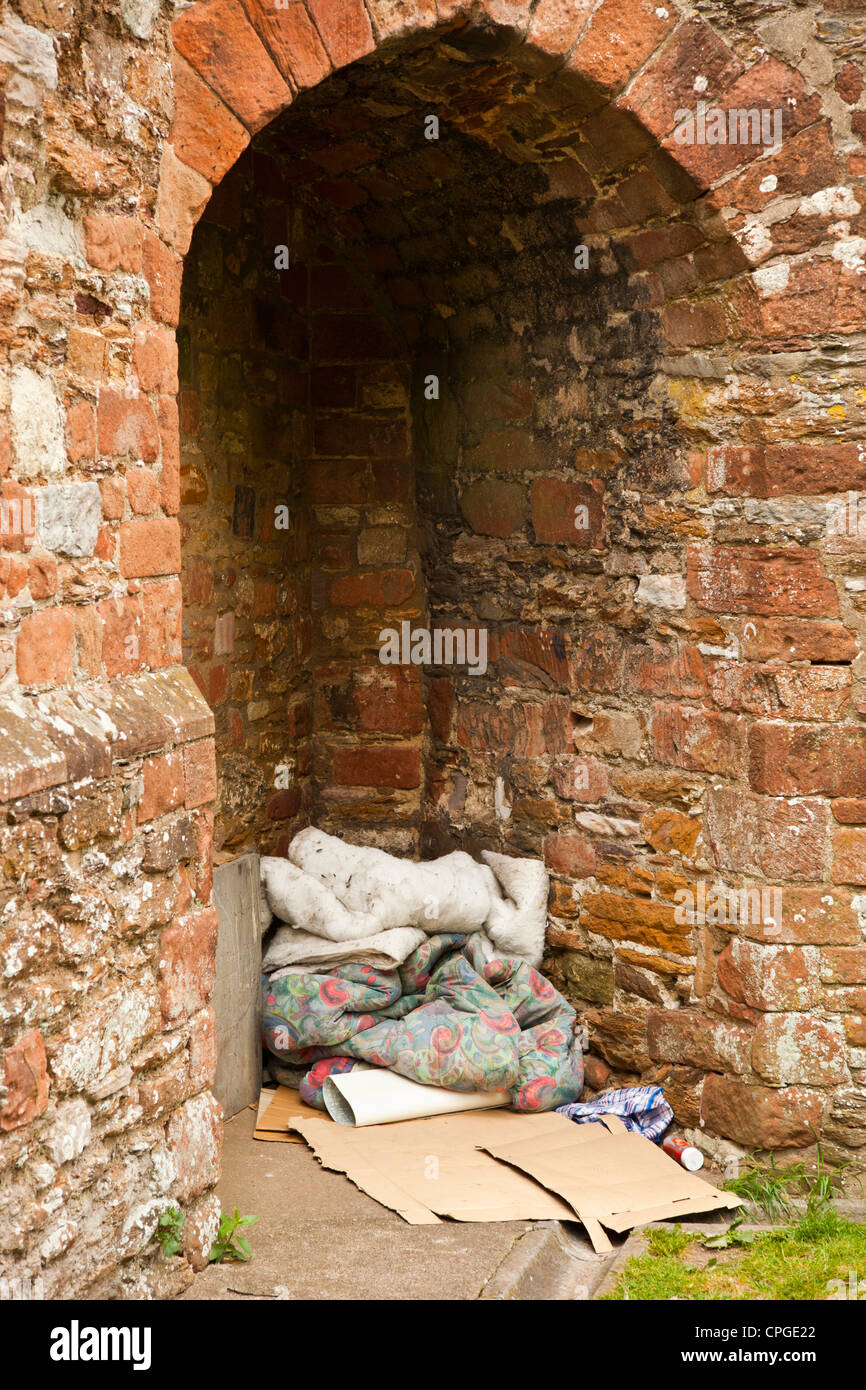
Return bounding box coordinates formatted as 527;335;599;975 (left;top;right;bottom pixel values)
260;827;548;970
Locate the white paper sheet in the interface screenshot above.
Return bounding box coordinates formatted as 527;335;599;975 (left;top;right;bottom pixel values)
322;1069;510;1127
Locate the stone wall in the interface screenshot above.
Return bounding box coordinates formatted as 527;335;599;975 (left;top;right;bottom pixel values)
1;0;866;1298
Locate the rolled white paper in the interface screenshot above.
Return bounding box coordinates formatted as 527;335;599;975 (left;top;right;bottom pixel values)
322;1069;510;1127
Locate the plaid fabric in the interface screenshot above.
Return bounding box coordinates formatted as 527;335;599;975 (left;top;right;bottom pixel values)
555;1084;673;1142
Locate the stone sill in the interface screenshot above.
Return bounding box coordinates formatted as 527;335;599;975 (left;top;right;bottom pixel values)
0;666;214;804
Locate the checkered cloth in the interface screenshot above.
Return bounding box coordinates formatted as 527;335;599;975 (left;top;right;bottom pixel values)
556;1084;673;1142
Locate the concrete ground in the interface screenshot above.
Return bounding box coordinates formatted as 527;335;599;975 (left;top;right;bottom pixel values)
180;1108;617;1301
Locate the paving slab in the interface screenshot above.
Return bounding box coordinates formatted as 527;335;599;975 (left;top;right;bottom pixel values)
180;1109;616;1301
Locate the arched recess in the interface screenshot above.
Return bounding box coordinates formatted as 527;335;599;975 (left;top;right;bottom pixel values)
167;0;860;1150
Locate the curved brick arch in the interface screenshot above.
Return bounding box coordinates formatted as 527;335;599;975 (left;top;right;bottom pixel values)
163;0;841;356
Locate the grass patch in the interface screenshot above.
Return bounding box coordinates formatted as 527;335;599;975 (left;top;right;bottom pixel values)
602;1210;866;1301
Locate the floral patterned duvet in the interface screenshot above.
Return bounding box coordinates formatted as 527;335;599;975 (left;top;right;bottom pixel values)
262;932;584;1112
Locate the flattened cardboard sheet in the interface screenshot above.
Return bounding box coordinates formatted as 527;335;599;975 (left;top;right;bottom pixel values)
254;1085;322;1142
481;1114;742;1253
289;1108;576;1225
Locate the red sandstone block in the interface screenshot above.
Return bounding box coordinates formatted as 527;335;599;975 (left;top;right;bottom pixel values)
832;798;866;825
702;1074;825;1148
494;627;570;687
836;61;863;104
528;0;596;56
98;594;145;677
329;568;415;608
166;1091;222;1204
158;907;218;1024
822;946;866;984
706;442;866;496
188;1006;217;1090
742;886;860;947
133;323;179;395
624;642;705;698
267;787;302;821
97;389;160;462
304;0;374;68
308;459;367;505
83;214;143;273
0;481;35;552
66;400;95;463
184;738;217;809
551;756;609;802
142;579;183;669
16;606;75;685
139;751;185;823
126;466;160;515
748;722;866;798
716;123;837;224
832;826;866;885
363;0;437;42
371;458;411;504
170;52;250;185
172;0;292;132
156;146;212;257
332;745;420;789
753;1014;846;1087
651;703;746;776
758;260;841;341
158;396;181;515
531;477;604;546
118;518;181;578
705;786;828;881
543;832;596;878
837;263;866;334
241;0;331;89
647;1009;752;1072
619;14;743;139
0;1030;49;1132
662;56;823;190
313;413;407;458
28;553;58;600
717;938;818;1012
195;807;214;903
569;626;623;694
142;230;183;328
456;697;573;757
709;662;850;721
687;544;840;617
460;479;526;538
662;299;727;348
736;617;857;664
354;668;424;737
624;222;705;270
568;0;676;92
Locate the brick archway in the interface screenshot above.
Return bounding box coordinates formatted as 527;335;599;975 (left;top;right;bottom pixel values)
168;0;864;1158
2;0;865;1300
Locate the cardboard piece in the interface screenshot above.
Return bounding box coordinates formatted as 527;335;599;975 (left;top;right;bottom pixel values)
253;1085;323;1143
481;1114;743;1253
289;1109;576;1224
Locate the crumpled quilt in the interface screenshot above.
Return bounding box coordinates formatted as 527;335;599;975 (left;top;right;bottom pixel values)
262;932;584;1112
